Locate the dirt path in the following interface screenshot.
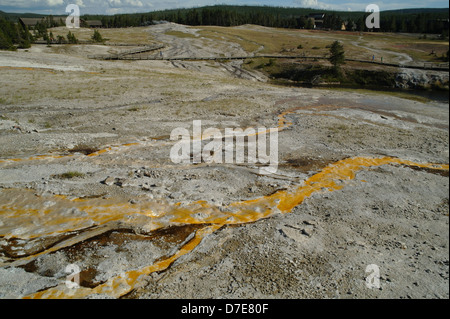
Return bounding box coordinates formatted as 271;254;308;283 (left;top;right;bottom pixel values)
351;36;414;65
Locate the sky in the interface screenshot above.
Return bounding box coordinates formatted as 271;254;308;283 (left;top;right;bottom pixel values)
0;0;448;15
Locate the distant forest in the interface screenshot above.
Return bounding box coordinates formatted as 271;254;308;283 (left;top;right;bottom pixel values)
86;6;449;35
1;5;449;36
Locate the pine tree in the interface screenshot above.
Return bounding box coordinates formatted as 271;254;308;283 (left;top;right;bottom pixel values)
297;16;306;28
67;31;78;44
389;17;397;32
0;17;33;50
46;33;51;46
17;22;32;49
92;29;104;43
356;17;366;32
329;41;345;71
0;29;13;50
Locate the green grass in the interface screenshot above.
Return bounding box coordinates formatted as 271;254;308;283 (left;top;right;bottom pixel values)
197;26;449;65
328;124;350;133
165;30;198;38
49;26;155;44
198;26;346;56
198;28;261;53
199;26;305;54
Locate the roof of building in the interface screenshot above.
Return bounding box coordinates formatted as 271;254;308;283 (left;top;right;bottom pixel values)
86;20;102;26
308;13;326;19
19;17;45;26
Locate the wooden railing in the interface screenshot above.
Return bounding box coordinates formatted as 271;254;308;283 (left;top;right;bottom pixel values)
87;52;449;71
86;44;165;60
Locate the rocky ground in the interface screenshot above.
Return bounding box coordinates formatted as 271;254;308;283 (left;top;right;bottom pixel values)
0;23;448;299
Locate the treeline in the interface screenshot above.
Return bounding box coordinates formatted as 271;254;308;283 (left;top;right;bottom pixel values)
88;7;348;29
88;13;154;28
0;17;32;50
379;13;448;34
1;5;448;48
90;5;449;35
148;6;350;29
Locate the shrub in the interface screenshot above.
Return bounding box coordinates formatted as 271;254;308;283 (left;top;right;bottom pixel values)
91;29;104;43
55;171;86;179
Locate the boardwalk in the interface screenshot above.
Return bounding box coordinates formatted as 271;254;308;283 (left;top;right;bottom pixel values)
86;44;165;60
87;52;449;71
